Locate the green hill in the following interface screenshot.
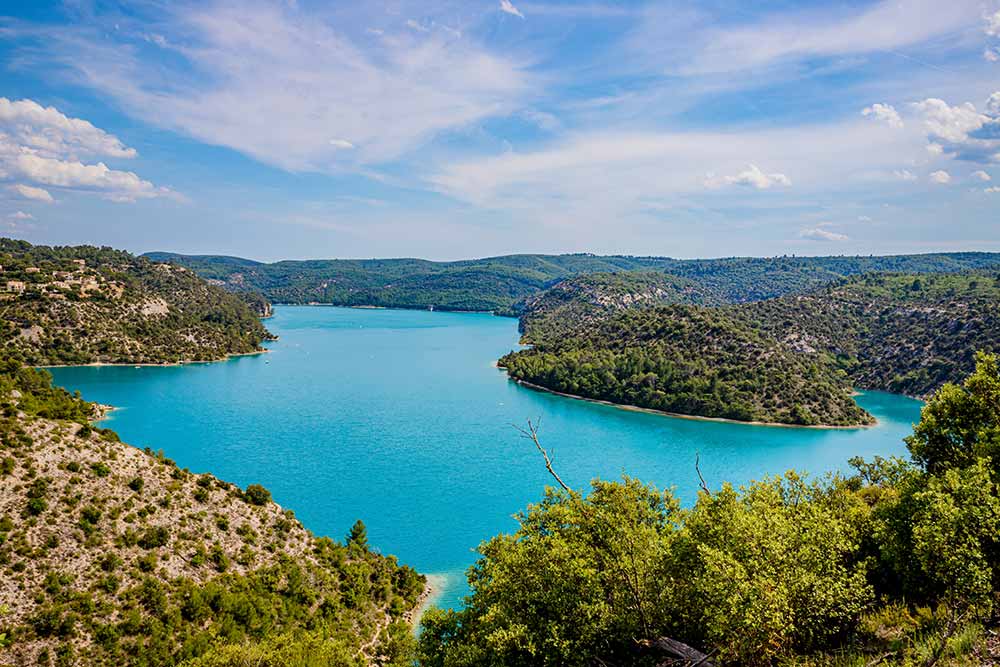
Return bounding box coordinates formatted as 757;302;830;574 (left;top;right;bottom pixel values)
144;251;1000;313
501;272;1000;426
0;239;273;365
0;354;425;666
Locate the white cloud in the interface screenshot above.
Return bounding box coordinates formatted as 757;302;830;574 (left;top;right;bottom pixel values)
986;48;1000;62
972;170;992;181
0;97;137;160
431;119;923;219
656;0;982;75
329;139;355;150
8;210;33;219
929;170;951;184
500;0;525;18
862;103;903;129
705;164;791;190
893;169;917;181
800;224;849;242
0;99;173;203
10;184;54;202
911;98;988;144
987;10;1000;36
858;215;872;222
986;186;1000;193
26;3;532;173
926;143;944;155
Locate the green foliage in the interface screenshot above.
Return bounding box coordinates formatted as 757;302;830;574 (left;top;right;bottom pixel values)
420;476;870;666
906;351;1000;473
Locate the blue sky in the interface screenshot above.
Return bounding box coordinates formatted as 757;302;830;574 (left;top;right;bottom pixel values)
0;0;998;260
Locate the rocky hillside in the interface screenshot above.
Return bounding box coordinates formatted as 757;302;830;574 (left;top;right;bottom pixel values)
0;354;425;666
0;239;273;365
514;272;722;343
738;272;1000;397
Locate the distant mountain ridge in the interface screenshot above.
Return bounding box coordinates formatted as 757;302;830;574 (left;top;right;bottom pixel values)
144;250;1000;313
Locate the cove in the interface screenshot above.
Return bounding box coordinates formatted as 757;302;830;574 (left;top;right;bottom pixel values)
48;306;924;608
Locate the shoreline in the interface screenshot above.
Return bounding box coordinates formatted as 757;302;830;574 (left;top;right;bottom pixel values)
407;574;447;631
273;302;514;317
37;348;270;369
506;376;879;430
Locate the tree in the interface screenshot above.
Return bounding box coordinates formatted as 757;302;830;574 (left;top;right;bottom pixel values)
906;351;1000;474
347;520;368;548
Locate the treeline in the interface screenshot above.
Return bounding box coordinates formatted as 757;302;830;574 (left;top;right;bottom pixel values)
0;239;273;365
0;351;424;665
145;250;1000;313
420;353;1000;666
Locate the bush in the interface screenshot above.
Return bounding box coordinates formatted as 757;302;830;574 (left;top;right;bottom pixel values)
138;526;170;549
243;484;271;506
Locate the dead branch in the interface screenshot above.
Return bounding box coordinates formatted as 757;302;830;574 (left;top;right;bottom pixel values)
514;418;571;492
638;636;717;667
695;452;710;494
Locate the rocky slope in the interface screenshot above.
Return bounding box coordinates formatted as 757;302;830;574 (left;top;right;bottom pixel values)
0;239;272;365
0;356;424;666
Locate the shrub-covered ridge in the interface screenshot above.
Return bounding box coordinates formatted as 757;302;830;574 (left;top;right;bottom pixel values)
0;238;273;365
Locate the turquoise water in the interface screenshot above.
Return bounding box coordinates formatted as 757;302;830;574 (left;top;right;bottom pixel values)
48;306;923;608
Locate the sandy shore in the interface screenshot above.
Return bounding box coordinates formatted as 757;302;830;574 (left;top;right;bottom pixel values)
507;377;878;430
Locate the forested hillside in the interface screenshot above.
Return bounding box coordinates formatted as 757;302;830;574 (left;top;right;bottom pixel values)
0;239;273;365
503;272;1000;425
738;272;1000;397
0;353;425;665
502;303;872;426
420;354;1000;666
145;251;1000;313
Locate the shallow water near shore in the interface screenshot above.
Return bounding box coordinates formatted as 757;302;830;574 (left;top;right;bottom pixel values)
49;306;923;609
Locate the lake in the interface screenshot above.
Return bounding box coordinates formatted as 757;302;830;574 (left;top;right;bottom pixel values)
48;306;923;608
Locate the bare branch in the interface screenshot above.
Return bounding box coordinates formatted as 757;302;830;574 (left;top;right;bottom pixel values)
515;418;571;492
695;452;710;495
